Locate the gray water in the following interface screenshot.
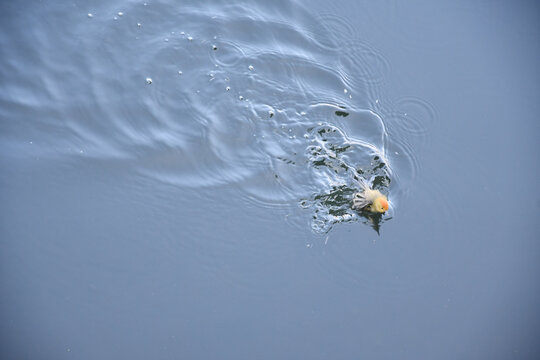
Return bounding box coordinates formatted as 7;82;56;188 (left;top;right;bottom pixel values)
1;0;539;359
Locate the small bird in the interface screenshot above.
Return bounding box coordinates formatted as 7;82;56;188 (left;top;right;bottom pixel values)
352;180;389;213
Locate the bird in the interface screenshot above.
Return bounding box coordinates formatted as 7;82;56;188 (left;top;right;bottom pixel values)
352;180;389;213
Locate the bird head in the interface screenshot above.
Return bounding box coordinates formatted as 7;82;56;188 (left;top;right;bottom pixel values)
372;196;389;213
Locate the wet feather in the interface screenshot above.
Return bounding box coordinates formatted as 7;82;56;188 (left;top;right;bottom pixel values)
352;180;389;213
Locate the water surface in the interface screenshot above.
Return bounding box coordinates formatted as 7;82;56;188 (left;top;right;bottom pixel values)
1;0;539;359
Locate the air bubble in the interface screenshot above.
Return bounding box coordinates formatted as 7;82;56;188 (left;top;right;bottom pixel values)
187;36;193;41
248;65;254;71
225;86;230;91
137;23;141;27
146;77;152;84
87;13;93;18
239;95;244;100
212;45;217;50
117;12;124;16
177;70;183;75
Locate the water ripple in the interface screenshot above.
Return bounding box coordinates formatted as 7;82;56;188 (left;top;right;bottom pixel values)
6;0;434;234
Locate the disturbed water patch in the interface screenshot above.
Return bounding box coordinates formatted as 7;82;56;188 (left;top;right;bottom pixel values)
2;0;433;233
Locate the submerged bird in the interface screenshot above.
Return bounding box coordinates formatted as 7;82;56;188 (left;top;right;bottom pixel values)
352;180;389;213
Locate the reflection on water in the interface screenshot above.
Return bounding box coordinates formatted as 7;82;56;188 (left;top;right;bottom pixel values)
0;0;432;233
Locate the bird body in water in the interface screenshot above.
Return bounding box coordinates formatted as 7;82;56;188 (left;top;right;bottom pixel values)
352;181;389;213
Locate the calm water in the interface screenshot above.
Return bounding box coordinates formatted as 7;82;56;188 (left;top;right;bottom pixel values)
1;0;539;359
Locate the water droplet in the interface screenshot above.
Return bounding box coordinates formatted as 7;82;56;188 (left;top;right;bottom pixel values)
87;13;93;18
248;65;254;71
117;12;123;16
146;77;152;84
225;86;230;91
212;45;217;50
177;70;183;75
